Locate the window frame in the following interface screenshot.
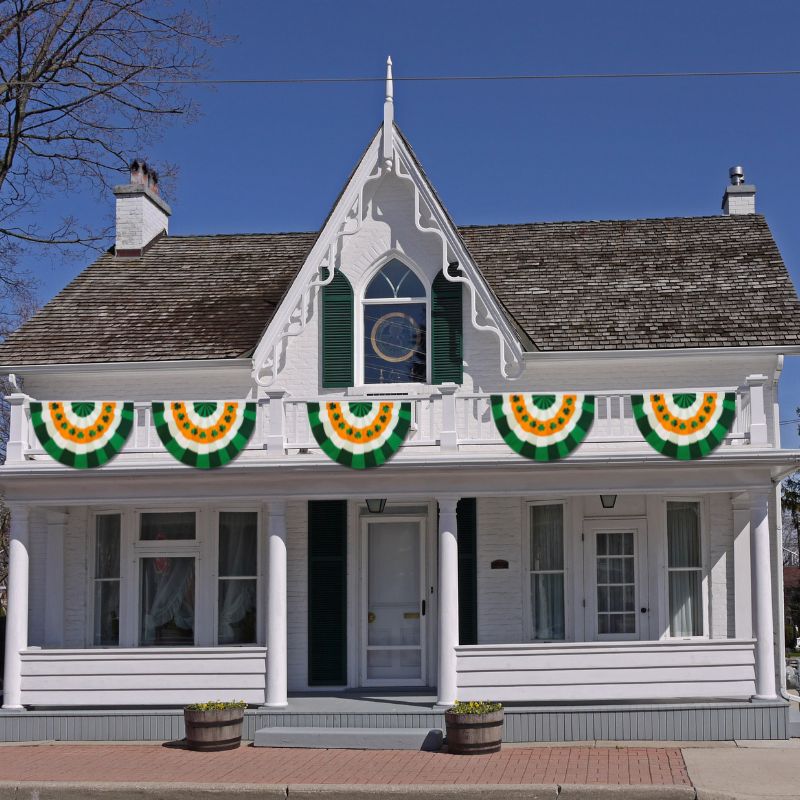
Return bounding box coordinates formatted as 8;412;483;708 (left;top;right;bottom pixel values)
662;497;709;640
355;255;432;388
522;500;570;643
86;505;265;649
88;510;123;648
213;507;263;646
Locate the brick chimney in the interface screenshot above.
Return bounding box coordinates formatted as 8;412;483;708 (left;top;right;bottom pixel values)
721;165;756;215
113;160;171;256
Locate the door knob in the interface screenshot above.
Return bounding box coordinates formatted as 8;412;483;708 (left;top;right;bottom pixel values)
640;607;648;614
368;611;376;623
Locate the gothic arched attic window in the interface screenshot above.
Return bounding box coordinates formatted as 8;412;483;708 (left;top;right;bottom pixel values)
362;260;428;384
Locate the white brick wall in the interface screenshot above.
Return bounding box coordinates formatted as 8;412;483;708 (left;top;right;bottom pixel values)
708;494;735;638
63;507;88;647
115;191;168;251
286;500;308;690
26;509;47;646
477;497;524;643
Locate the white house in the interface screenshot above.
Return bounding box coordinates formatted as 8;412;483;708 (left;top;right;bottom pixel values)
1;62;799;743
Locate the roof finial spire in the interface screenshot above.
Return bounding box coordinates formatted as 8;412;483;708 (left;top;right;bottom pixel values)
382;55;394;168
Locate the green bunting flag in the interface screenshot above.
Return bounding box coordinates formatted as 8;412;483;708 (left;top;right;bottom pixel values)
152;401;257;469
30;401;134;468
307;400;412;469
490;393;595;461
631;392;736;460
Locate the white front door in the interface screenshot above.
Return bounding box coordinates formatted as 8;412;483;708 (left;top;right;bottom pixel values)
583;520;648;641
361;518;427;686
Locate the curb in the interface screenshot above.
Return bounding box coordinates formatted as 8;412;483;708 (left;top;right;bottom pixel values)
0;782;700;800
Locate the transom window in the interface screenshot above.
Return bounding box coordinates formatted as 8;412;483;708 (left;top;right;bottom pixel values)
363;259;427;384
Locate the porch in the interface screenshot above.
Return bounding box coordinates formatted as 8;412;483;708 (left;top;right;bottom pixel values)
1;480;786;739
0;691;789;743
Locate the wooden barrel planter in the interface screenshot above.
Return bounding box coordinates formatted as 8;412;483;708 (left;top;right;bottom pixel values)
184;707;245;751
444;708;504;755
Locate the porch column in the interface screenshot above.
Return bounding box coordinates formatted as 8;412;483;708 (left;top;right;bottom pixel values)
750;491;777;700
265;500;288;708
436;496;459;708
2;504;30;710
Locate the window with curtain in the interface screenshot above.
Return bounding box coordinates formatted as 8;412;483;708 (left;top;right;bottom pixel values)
218;511;258;645
363;260;427;384
138;511;197;646
94;514;121;646
529;504;565;640
667;501;703;637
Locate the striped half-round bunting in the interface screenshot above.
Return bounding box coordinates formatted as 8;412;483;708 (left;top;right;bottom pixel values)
632;392;736;460
490;393;595;461
152;401;257;469
30;401;134;468
307;400;412;469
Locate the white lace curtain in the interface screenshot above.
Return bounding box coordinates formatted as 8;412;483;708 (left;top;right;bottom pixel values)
218;512;258;644
667;502;703;637
530;504;565;640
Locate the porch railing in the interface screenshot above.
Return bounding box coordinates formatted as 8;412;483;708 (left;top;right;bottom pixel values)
4;378;768;465
455;639;757;703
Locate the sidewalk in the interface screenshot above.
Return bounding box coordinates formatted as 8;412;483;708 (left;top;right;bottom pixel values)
0;739;794;799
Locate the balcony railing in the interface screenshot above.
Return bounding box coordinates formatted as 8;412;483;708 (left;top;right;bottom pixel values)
4;378;769;466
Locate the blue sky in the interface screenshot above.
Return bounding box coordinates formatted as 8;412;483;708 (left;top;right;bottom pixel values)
19;0;800;445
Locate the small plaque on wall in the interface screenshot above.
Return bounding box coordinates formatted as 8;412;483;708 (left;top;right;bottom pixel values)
490;559;509;570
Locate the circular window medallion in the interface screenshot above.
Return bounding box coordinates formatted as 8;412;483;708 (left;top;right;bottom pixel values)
370;311;422;363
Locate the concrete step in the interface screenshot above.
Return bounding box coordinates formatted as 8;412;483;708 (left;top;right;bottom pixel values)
788;704;800;738
254;725;443;751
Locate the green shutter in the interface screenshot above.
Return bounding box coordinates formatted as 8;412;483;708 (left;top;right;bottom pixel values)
431;271;463;384
457;498;478;645
308;500;347;685
321;272;354;388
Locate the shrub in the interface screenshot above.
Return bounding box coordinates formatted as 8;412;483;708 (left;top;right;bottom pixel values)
185;700;247;711
449;700;503;714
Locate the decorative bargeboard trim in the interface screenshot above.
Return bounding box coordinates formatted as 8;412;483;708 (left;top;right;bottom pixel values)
631;392;736;460
490;393;595;461
30;401;134;468
152;401;257;469
308;401;412;469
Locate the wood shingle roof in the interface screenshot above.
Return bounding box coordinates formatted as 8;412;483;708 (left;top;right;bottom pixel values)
0;213;797;366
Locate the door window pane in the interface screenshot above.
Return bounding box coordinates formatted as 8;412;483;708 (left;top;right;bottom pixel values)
140;512;195;540
218;512;258;645
667;502;703;636
140;557;195;645
596;531;636;637
529;505;565;640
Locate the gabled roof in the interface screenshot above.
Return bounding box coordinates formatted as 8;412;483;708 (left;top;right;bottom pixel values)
0;213;797;366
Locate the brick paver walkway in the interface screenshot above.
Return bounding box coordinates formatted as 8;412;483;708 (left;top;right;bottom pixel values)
0;744;691;786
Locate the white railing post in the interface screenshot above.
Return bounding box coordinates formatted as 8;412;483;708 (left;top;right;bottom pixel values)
5;394;28;463
745;375;769;446
264;390;287;458
438;383;459;453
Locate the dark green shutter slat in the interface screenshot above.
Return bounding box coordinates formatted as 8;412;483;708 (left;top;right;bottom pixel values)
457;498;478;645
321;272;354;388
431;272;463;384
308;500;347;685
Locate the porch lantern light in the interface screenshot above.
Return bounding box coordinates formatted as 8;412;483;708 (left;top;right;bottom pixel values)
366;498;387;514
600;494;618;509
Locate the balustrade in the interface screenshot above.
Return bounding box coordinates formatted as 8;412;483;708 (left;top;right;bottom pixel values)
5;383;768;465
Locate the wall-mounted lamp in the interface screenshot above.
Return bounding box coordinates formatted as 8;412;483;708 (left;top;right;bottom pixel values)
600;494;618;509
366;498;387;514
